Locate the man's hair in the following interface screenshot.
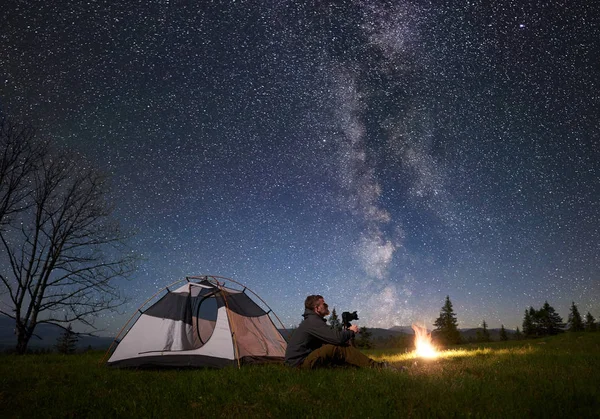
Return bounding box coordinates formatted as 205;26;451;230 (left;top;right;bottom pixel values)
305;295;324;310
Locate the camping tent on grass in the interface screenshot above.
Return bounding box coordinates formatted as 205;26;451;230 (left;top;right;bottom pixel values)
104;275;288;368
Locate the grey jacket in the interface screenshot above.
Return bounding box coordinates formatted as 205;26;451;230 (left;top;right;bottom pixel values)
284;309;355;367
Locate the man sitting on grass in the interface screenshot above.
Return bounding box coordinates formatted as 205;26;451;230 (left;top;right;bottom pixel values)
285;295;403;371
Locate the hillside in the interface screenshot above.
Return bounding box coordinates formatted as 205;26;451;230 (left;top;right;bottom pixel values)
0;315;114;351
2;314;517;351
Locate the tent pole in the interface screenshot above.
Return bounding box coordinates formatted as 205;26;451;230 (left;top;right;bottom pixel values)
218;280;242;369
221;277;291;341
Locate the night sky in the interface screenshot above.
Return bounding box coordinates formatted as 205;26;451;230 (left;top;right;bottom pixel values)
2;1;599;334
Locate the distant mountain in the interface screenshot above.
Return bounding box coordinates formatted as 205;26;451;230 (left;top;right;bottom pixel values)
0;315;16;340
382;326;520;342
387;325;518;340
388;325;417;334
366;327;407;340
0;315;114;350
278;329;293;341
276;325;521;345
459;328;515;341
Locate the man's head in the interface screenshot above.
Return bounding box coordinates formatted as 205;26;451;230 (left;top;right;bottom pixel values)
305;294;330;317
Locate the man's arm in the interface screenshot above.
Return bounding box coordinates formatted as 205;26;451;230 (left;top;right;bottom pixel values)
307;317;355;345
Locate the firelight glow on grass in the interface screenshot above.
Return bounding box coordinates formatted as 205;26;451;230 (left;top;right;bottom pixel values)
372;344;539;364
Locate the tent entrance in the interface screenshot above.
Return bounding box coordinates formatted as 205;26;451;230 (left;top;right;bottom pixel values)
192;289;219;347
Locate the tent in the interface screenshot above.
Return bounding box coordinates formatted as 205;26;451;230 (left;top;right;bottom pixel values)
105;275;288;368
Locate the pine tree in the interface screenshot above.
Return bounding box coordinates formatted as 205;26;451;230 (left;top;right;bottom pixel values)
567;302;584;332
585;312;597;332
55;323;78;354
522;308;535;337
433;295;461;345
500;324;508;341
328;308;342;331
538;301;564;335
482;320;490;341
514;327;523;340
355;326;373;349
477;320;490;342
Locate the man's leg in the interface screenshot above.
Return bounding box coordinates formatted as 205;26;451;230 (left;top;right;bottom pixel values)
301;344;381;369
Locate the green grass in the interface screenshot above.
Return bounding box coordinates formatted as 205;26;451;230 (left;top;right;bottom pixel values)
2;332;599;418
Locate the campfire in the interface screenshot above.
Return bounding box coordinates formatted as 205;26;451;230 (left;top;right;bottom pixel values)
412;324;438;358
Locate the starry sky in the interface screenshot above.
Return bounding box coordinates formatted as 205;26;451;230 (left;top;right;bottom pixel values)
2;0;599;334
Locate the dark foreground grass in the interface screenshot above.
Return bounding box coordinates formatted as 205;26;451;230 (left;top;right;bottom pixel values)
1;332;599;418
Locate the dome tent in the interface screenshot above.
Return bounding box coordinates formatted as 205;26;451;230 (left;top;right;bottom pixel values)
105;275;287;368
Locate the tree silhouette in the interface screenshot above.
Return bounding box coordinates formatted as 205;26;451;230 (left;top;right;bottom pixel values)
567;302;584;332
538;301;564;335
355;326;373;349
328;307;342;331
500;324;508;341
477;320;490;342
482;320;490;341
523;302;564;338
514;327;523;340
55;323;78;354
522;308;536;337
0;116;138;354
585;312;597;332
433;295;461;345
0;115;44;230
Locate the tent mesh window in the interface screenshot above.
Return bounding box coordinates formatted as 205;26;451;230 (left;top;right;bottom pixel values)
190;285;219;349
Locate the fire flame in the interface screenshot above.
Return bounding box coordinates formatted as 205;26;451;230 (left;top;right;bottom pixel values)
412;324;438;358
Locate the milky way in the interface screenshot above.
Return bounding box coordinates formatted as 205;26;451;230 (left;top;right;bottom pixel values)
1;1;599;332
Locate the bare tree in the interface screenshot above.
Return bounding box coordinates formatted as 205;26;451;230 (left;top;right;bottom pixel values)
0;115;44;229
0;116;137;353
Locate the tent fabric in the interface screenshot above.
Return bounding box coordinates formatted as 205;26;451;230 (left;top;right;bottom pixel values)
221;292;268;317
193;318;216;348
228;311;287;358
144;293;195;324
107;277;287;368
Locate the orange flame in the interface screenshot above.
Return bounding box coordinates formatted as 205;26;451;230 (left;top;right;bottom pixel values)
412;324;438;358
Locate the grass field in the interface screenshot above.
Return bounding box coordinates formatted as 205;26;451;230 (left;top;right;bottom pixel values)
1;332;599;418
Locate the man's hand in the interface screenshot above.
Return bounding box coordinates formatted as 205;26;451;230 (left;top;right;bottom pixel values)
349;324;359;333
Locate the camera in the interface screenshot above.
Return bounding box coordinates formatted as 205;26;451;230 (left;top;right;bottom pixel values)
341;311;358;329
